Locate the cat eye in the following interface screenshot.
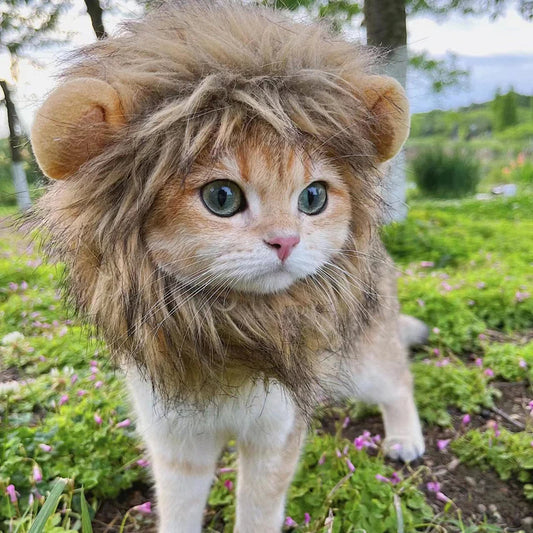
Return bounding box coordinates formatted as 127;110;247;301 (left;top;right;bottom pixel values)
298;182;328;215
201;180;245;217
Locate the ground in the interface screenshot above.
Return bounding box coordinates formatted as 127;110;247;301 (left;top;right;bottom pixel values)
0;195;532;532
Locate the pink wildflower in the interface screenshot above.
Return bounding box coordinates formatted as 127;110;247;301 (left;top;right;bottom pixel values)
390;472;401;485
224;479;233;491
433;348;440;356
77;390;88;397
426;481;440;493
38;444;52;452
136;459;150;468
90;360;98;367
476;282;486;289
354;437;365;451
519;359;527;369
20;281;28;291
285;516;298;527
94;380;103;389
58;395;68;407
342;416;350;429
484;368;494;378
335;448;342;458
441;281;452;292
478;333;487;340
372;434;381;443
515;291;530;302
436;491;451;503
116;419;131;428
70;374;78;385
318;452;326;465
304;512;311;525
218;467;234;473
420;261;434;268
475;357;483;367
32;465;42;483
90;366;98;374
487;420;500;437
432;327;440;334
345;458;356;473
132;502;151;514
6;484;17;503
375;474;389;483
527;401;533;411
342;445;349;456
8;282;18;291
416;299;425;307
38;355;46;362
94;414;103;425
462;414;471;425
437;439;450;451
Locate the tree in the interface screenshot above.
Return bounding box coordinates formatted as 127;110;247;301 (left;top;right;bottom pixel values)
492;89;518;131
0;0;66;209
84;0;108;39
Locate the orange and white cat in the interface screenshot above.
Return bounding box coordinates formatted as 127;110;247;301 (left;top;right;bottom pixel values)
31;2;426;531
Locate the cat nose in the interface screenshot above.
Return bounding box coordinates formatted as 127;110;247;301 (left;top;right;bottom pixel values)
264;235;300;262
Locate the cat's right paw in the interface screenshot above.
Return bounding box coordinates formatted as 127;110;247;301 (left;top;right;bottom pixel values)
383;435;425;463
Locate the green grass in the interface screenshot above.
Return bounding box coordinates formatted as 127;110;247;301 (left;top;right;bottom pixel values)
1;194;532;532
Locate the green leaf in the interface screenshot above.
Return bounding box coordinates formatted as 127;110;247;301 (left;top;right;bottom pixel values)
80;488;93;533
28;478;68;533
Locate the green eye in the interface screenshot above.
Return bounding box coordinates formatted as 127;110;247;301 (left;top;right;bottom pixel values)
201;180;245;217
298;182;328;215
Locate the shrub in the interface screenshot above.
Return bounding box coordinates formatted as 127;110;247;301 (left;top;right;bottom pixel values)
413;148;480;198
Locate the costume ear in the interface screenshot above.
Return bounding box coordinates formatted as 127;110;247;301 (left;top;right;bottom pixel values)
31;78;126;180
359;75;410;163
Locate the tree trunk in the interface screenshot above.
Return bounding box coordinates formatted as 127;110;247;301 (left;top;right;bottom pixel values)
1;80;32;211
364;0;408;222
84;0;108;39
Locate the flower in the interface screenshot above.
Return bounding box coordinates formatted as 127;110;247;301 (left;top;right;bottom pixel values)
345;458;356;473
342;416;350;429
427;481;440;493
318;452;326;465
70;374;78;385
94;380;103;389
224;479;233;491
335;449;342;458
38;444;52;453
94;414;103;425
475;357;483;367
6;484;17;503
484;368;494;378
416;299;425;307
1;331;24;345
132;502;151;514
527;401;533;411
519;359;527;369
420;261;434;268
116;419;131;428
515;291;530;302
436;491;451;503
304;512;311;525
375;474;389;483
136;459;150;468
58;395;68;407
77;390;88;397
461;414;471;425
433;348;440;356
437;439;450;451
284;516;298;527
32;465;42;483
390;472;401;485
476;282;486;289
432;327;440;334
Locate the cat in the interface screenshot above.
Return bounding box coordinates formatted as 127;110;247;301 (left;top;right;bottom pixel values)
30;2;426;531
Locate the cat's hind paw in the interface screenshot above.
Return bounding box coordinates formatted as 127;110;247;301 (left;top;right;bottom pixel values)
383;435;425;463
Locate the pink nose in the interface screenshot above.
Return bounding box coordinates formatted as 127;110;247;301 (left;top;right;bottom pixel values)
264;235;300;262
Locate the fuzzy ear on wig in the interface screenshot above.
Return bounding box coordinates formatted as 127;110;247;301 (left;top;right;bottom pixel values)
31;78;126;180
359;75;410;163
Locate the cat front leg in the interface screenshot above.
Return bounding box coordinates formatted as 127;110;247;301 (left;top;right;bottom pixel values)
126;369;225;533
234;388;306;533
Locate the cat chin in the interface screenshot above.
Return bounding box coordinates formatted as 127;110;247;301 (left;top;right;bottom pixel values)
231;270;303;295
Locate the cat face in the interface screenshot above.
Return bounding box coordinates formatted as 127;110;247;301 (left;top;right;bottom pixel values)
146;138;352;294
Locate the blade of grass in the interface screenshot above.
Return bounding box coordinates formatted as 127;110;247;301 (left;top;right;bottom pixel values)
28;478;68;533
80;488;93;533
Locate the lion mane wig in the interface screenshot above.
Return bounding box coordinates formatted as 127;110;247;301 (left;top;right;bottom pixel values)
31;0;409;413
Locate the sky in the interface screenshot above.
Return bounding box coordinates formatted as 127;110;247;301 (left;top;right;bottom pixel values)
1;1;533;137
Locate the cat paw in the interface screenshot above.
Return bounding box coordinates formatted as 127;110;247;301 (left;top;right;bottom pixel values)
383;435;425;463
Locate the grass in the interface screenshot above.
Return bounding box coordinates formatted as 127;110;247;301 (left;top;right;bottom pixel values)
1;193;532;532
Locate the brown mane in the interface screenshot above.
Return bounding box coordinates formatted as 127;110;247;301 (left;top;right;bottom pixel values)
33;0;392;414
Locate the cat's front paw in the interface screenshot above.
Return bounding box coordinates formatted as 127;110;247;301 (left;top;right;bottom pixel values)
383;434;425;463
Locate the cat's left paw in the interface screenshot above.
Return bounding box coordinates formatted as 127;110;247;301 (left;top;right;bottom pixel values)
383;434;425;463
